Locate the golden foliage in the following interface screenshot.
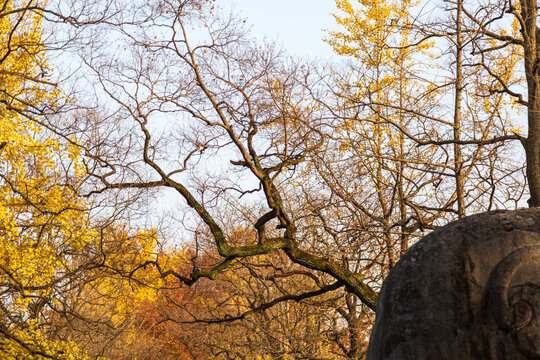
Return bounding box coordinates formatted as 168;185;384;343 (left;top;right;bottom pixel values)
0;1;90;358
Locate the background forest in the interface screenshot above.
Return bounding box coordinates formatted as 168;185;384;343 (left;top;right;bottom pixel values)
0;0;536;358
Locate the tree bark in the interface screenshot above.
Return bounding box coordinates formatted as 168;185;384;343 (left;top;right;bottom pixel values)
454;0;466;217
521;0;540;207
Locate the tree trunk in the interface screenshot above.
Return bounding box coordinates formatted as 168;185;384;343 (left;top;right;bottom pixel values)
453;0;466;217
521;0;540;207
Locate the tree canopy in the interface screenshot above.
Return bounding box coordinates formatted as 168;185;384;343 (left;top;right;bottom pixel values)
0;0;536;358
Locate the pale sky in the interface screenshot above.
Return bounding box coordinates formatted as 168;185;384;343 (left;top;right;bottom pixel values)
223;0;339;59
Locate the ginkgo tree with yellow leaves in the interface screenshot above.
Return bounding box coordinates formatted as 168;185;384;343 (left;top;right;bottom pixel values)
0;1;94;358
323;0;440;262
322;0;525;237
0;1;169;358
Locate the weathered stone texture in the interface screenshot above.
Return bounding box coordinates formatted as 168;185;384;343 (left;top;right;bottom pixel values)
366;209;540;360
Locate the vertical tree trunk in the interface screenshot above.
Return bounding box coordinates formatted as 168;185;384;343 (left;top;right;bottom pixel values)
343;293;366;360
526;89;540;207
398;50;409;255
521;0;540;207
453;0;466;217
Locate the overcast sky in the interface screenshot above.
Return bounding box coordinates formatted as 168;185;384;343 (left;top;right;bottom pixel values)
222;0;339;59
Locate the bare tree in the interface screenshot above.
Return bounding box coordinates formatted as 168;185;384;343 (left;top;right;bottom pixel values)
70;0;380;312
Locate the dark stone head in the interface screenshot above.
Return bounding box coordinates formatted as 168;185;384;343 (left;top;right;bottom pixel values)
366;209;540;360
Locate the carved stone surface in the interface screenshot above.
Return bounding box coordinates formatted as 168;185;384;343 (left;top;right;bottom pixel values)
366;209;540;360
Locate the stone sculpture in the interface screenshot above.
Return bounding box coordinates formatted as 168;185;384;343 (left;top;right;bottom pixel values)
365;209;540;359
